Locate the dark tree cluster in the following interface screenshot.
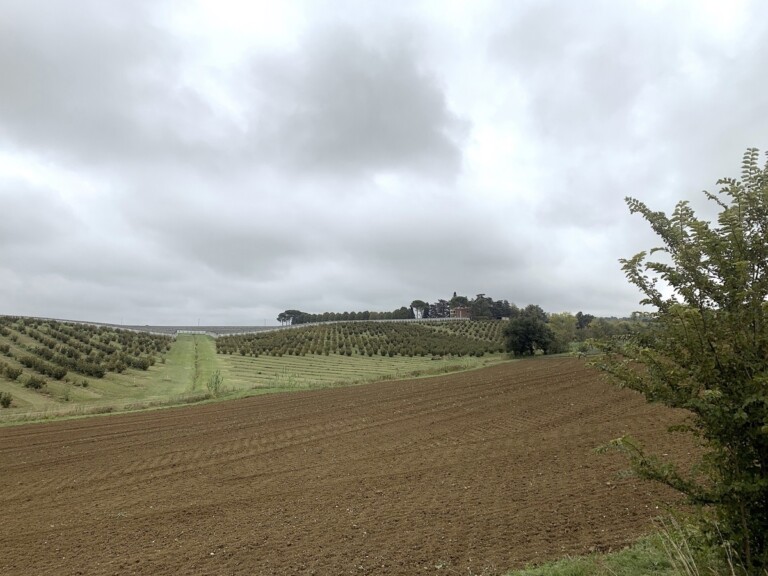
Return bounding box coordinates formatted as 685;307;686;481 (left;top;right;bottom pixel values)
575;311;595;330
503;305;554;356
277;308;416;325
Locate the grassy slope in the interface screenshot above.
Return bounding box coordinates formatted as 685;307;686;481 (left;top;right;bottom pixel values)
1;331;509;423
218;349;506;390
506;535;678;576
2;325;707;574
0;334;206;423
216;320;506;358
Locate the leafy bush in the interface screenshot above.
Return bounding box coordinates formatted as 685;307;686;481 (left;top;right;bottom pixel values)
0;391;11;408
595;149;768;573
207;370;224;396
25;375;46;390
18;354;67;380
4;365;22;381
1;318;172;378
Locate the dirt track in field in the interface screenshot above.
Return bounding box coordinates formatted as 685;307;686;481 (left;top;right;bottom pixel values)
0;358;695;575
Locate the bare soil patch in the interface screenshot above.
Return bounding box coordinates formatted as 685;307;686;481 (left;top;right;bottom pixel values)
0;358;695;575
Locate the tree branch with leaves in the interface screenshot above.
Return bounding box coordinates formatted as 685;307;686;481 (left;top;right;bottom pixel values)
594;148;768;573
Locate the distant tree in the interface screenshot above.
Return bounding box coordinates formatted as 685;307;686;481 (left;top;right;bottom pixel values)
434;299;450;318
470;294;492;320
295;312;314;325
586;317;633;339
575;311;595;330
504;304;554;356
277;310;304;325
491;299;514;319
392;306;413;320
548;312;577;353
410;300;427;319
629;311;653;322
450;294;470;308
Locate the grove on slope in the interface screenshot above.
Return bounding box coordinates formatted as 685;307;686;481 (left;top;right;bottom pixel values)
217;320;505;358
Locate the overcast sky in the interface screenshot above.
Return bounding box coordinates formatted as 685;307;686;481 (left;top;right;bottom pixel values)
1;0;766;325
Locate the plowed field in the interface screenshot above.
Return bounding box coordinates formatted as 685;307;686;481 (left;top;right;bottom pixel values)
0;358;695;575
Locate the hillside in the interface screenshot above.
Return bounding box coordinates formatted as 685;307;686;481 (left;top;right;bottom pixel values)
0;316;174;415
0;317;509;422
216;320;506;358
0;358;694;575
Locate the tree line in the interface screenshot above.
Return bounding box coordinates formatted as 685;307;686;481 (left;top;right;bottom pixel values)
501;307;650;356
277;294;643;359
278;293;524;325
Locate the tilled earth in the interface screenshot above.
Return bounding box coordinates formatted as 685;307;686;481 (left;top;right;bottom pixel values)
0;358;695;575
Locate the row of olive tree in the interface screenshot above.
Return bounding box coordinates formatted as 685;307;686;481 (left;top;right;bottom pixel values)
219;320;505;358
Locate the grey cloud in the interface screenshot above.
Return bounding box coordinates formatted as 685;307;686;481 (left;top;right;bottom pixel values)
489;0;768;249
485;1;683;240
265;197;538;311
2;1;766;324
118;172;317;280
245;25;468;180
0;182;76;247
0;0;224;168
492;0;678;143
0;182;184;303
651;24;768;201
136;212;311;280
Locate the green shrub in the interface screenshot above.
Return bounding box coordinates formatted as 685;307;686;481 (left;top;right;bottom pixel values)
0;391;11;408
25;375;46;390
207;370;224;396
596;149;768;573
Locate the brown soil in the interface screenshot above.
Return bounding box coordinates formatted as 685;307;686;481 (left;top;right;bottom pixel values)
0;358;696;575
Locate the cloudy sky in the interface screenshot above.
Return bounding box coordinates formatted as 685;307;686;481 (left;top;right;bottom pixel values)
1;0;766;325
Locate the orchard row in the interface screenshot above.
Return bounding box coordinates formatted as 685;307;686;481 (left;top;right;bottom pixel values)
217;321;506;358
0;317;173;391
